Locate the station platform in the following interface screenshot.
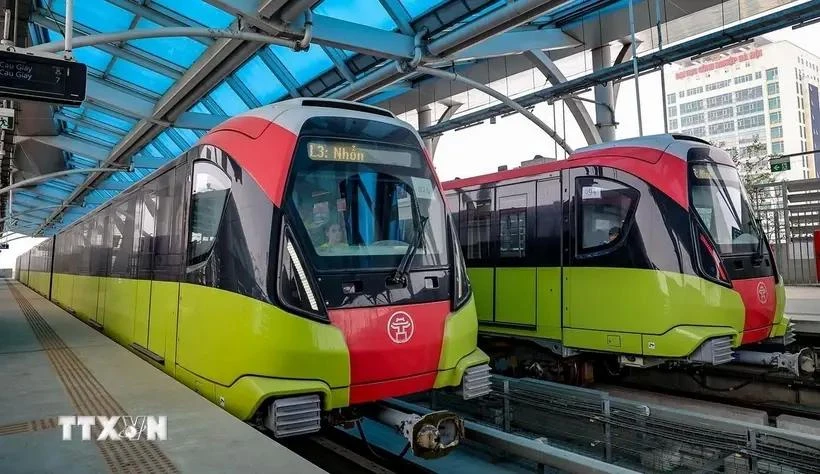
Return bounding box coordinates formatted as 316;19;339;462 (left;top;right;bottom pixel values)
786;286;820;335
0;279;324;473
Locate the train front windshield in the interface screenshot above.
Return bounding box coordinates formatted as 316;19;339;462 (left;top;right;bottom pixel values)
689;162;764;256
286;138;448;272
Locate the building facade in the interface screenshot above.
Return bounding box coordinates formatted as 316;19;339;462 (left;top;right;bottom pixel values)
665;39;820;181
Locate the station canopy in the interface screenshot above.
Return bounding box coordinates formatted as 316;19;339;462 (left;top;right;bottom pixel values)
7;0;794;237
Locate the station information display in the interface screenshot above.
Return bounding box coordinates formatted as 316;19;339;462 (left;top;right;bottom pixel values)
0;50;86;106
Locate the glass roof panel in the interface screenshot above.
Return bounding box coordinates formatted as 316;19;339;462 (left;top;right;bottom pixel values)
129;18;207;67
208;83;250;116
150;0;235;28
50;0;135;34
172;128;201;147
44;30;113;72
188;102;211;114
72;126;119;145
82;109;136;132
235;56;286;105
314;0;397;31
142;143;165;159
109;59;175;94
270;45;334;84
153;131;184;157
400;0;448;18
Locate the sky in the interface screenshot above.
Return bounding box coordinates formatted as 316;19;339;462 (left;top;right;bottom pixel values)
3;6;820;270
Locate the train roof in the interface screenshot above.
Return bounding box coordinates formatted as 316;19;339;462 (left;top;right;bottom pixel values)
442;133;725;191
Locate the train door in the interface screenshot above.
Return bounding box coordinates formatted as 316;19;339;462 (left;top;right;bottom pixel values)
144;164;187;366
565;167;642;353
88;214;106;326
96;209;112;327
494;181;536;327
535;175;563;339
132;186;157;350
459;187;494;322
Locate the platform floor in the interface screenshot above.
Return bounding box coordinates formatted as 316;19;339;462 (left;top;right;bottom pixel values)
0;279;324;473
786;286;820;335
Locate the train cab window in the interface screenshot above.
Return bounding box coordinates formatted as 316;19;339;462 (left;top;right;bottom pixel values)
285;138;448;272
188;161;231;267
577;178;638;253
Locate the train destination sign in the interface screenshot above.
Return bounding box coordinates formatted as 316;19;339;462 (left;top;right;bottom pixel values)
306;140;417;167
0;50;87;106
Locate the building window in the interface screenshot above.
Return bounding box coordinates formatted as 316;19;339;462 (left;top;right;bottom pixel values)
766;82;780;96
680;113;705;127
679;91;685;98
576;178;638;253
708;121;735;135
706;79;731;91
769;111;781;124
771;141;784;154
768;97;781;109
188;161;232;266
667;105;677;117
734;74;753;85
666;93;676;105
668;118;678;130
736;100;764;116
706;93;732;108
708;107;734;121
737;115;765;130
680;100;704;114
686;86;704;96
766;68;778;81
734;86;762;102
771;126;783;139
681;126;706;137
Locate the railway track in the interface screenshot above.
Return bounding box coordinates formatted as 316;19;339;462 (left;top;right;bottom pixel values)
277;427;434;474
610;363;820;420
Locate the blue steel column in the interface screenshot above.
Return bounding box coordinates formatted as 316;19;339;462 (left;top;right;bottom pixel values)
591;45;617;142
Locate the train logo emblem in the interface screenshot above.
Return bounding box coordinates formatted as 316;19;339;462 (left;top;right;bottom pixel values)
387;312;414;344
757;282;768;304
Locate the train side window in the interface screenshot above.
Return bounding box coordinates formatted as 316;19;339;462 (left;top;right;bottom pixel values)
461;190;494;262
187;161;231;267
110;196;138;277
576;178;638;253
498;193;529;258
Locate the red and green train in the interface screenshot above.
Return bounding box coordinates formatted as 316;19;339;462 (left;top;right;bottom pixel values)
16;99;490;452
442;134;806;382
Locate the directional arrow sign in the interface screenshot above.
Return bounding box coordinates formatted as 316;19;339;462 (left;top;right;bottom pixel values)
770;157;791;173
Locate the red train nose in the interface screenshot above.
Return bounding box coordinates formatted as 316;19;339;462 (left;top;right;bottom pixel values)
733;277;777;344
328;301;450;404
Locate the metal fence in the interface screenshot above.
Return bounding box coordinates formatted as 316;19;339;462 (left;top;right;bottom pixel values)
749;179;819;285
425;376;820;473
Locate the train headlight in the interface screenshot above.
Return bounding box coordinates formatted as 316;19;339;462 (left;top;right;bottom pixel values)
277;222;329;322
450;217;471;311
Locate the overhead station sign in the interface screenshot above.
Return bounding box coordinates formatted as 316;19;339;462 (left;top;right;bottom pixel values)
0;50;86;106
675;49;763;79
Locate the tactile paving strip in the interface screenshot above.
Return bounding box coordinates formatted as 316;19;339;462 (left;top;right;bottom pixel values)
7;281;178;474
0;417;59;436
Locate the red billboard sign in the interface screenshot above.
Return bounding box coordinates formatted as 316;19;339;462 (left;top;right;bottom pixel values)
675;49;763;79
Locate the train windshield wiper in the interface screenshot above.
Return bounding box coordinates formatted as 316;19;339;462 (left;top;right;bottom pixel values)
389;215;429;285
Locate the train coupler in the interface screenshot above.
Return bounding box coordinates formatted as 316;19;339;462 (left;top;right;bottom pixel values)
373;406;464;459
734;347;817;376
